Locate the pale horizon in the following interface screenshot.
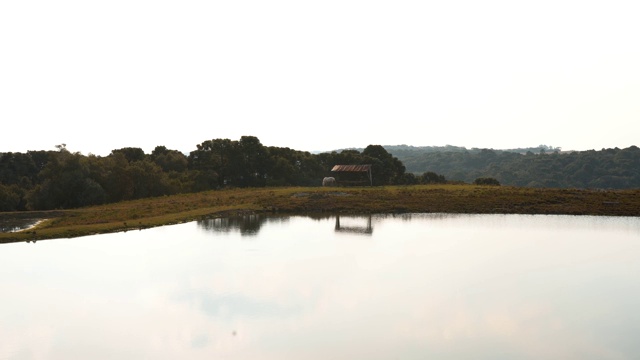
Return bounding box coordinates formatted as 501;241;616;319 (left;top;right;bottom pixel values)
2;1;639;157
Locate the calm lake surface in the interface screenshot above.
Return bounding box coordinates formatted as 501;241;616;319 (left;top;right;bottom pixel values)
2;214;640;360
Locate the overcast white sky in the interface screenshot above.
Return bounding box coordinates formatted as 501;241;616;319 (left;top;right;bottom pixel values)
2;1;639;156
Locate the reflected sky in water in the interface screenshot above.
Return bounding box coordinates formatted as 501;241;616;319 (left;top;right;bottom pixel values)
1;214;640;359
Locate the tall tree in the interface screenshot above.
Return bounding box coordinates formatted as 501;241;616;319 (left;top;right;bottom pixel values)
27;149;106;209
362;145;405;185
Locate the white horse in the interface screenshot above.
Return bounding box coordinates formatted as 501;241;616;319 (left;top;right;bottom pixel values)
322;177;336;186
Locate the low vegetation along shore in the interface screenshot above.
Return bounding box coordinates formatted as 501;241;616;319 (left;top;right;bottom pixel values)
1;185;639;243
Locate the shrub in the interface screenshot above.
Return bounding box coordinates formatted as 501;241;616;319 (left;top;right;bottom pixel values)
474;177;500;186
421;171;447;184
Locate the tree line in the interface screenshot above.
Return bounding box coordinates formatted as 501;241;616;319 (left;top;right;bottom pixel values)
0;136;413;211
8;137;635;212
394;145;640;189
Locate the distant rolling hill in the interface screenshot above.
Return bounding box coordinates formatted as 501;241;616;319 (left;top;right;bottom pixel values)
341;144;640;189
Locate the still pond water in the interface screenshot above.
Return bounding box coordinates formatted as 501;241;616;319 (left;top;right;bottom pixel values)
2;214;640;360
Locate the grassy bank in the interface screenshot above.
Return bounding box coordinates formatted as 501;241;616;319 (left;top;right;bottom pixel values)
1;185;639;243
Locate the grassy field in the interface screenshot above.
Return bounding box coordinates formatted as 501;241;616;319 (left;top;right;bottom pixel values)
1;184;639;243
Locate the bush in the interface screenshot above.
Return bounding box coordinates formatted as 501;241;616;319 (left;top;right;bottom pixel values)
421;171;447;184
474;177;500;186
0;184;21;211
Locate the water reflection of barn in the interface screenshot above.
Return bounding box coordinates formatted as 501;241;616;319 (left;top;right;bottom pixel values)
330;164;373;186
334;215;373;235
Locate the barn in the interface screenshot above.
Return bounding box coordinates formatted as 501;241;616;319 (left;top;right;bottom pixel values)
330;164;373;186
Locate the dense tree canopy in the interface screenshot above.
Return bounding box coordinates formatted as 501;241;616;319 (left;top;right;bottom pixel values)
0;137;415;211
2;139;638;211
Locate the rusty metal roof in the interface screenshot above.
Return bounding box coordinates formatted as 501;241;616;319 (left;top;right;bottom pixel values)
331;164;372;172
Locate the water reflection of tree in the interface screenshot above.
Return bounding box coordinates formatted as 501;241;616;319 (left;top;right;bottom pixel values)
198;215;265;236
198;214;377;236
197;215;292;236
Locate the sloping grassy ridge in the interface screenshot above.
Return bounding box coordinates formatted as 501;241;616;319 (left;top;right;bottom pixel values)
1;185;639;243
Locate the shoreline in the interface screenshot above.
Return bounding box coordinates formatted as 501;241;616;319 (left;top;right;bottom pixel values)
1;185;639;243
